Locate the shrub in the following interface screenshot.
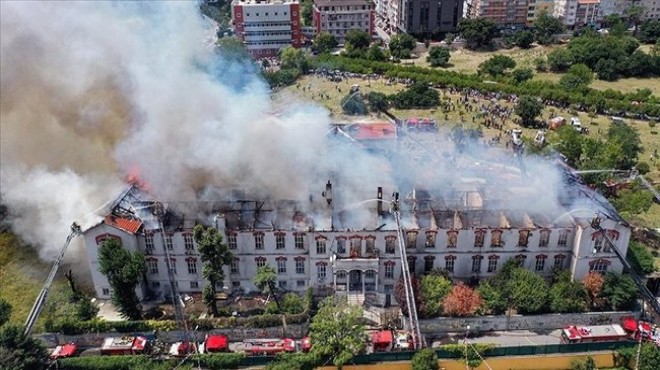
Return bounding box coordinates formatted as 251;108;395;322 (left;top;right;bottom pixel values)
412;348;439;370
246;314;282;328
112;320;150;333
193;353;246;370
59;356;175;370
636;161;651;174
649;121;657;127
145;320;178;332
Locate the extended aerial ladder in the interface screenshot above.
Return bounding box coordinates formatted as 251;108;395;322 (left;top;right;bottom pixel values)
590;215;660;320
391;193;423;349
24;222;82;335
152;202;190;343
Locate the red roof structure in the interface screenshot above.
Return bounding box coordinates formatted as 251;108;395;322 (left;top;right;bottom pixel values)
50;343;77;359
622;318;638;332
104;215;143;234
132;337;147;351
348;122;397;141
206;335;229;352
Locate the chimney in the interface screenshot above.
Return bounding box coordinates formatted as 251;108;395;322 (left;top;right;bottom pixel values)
322;180;333;206
377;187;383;215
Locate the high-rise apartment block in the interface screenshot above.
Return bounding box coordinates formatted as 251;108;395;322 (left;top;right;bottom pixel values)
231;0;303;58
313;0;375;44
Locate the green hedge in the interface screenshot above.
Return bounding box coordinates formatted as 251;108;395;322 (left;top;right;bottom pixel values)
58;353;245;370
312;55;660;118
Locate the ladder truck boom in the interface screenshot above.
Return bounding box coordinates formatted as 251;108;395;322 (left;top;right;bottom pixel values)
24;222;82;335
591;216;660;320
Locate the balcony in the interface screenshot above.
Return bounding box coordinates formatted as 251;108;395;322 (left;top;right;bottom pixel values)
333;256;380;272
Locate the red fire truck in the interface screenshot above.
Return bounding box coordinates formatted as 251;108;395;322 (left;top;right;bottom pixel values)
243;338;296;356
301;336;312;353
372;330;394;352
50;343;77;360
560;324;629;344
202;334;229;353
169;341;197;357
100;336;149;356
621;317;660;346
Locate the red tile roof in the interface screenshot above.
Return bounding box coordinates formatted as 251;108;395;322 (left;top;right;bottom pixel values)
349;122;397;141
104;215;143;234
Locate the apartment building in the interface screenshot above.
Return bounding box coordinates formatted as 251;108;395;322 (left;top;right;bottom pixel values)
554;0;599;27
470;0;529;28
397;0;464;35
526;0;555;24
231;0;303;58
313;0;375;43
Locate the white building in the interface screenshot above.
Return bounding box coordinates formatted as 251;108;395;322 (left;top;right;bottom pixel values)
84;172;631;305
313;0;375;44
231;0;303;58
555;0;600;27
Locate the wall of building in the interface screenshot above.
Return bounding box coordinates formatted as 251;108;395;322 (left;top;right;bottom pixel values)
313;0;374;43
399;0;463;35
418;310;637;334
472;0;529;28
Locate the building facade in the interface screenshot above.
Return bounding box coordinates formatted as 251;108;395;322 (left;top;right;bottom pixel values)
555;0;600;27
84;184;631;305
313;0;375;44
526;0;555;24
231;0;303;58
470;0;529;28
396;0;464;35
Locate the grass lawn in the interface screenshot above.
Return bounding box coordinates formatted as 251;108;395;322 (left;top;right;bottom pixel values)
405;44;660;96
0;232;79;330
279;74;660;227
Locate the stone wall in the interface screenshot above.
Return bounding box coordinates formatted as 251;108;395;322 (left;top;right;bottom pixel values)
34;322;309;348
417;311;637;336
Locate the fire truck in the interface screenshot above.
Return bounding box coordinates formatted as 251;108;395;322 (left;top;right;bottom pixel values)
169;341;197;357
50;343;77;360
301;336;312;353
372;330;394;352
100;336;149;356
243;338;296;356
622;317;660;346
560;324;629;344
201;334;229;353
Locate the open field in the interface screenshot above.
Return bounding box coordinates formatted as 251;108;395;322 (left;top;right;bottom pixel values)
279;74;660;227
0;232;82;329
404;45;660;95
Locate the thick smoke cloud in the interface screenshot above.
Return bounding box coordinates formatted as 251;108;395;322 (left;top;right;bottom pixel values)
0;1;572;262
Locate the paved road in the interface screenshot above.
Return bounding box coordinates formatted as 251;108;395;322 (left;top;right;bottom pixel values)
432;329;563;348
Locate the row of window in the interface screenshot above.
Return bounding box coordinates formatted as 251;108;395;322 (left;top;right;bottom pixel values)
144;233;194;254
320;5;371;12
226;229;574;251
242;11;297;17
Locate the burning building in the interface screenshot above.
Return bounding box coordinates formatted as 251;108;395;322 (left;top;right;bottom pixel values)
82;123;631;306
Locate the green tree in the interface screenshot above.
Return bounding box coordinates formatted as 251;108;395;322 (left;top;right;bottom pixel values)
594;58;620;81
507;268;549;314
193;225;233;317
476;281;508;315
75;298;100;321
390;82;440;109
412;348;439;370
389;33;417;58
601;272;637;310
638;342;660;370
457;18;498;50
341;92;368;115
0;299;11;326
627;241;656;275
533;11;564;45
419;274;453;318
547;48;574;72
266;352;321;370
514;30;535;48
638;20;660;44
309;297;366;369
345;30;371;51
549;272;589;313
313;32;338;54
281;293;305;314
611;183;654;216
254;265;281;310
555;125;584;167
366;91;390;112
301;0;313;26
98;238;145;320
215;36;251;61
365;43;388;61
626;5;644;37
427;46;451;67
607;122;643;169
0;324;49;370
279;46;310;73
514;96;543;127
559;64;593;90
511;68;534;84
444;33;455;45
478;55;517;77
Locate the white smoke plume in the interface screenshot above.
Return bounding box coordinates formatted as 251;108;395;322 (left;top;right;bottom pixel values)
0;1;576;262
